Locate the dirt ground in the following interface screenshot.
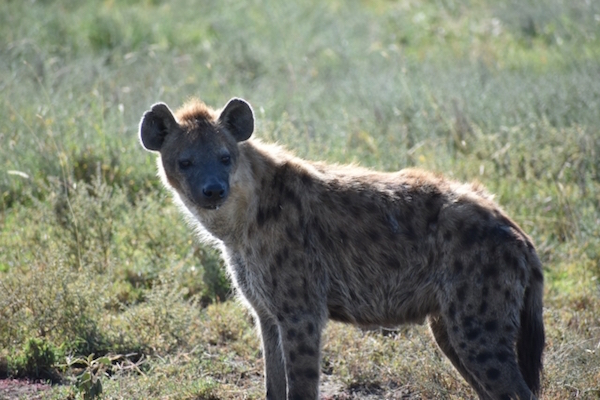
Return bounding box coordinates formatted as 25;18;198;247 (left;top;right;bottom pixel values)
0;379;52;400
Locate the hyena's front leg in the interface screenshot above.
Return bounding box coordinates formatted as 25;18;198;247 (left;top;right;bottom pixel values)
256;311;287;400
277;311;325;400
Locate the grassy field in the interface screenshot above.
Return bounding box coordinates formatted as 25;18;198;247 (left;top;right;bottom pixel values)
1;0;599;398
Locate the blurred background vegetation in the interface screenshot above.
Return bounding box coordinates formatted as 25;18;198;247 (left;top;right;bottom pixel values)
0;0;599;398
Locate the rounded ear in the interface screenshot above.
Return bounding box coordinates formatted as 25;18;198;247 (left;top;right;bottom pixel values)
218;98;254;142
139;103;178;152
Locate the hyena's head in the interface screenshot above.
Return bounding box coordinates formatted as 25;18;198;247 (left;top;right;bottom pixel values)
139;98;254;210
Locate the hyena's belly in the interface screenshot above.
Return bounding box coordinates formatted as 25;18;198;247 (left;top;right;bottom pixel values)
325;260;440;327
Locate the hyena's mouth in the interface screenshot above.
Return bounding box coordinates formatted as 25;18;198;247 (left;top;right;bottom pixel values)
201;204;222;210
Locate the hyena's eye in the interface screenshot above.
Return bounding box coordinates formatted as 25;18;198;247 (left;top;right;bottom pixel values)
178;159;193;169
221;154;231;166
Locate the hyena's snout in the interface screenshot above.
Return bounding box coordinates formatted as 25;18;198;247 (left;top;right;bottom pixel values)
196;179;229;209
188;173;230;210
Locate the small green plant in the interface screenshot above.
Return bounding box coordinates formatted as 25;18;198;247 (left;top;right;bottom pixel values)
66;354;112;400
10;337;61;381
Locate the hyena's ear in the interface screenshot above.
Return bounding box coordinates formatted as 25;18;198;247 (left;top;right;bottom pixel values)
218;98;254;142
139;103;178;152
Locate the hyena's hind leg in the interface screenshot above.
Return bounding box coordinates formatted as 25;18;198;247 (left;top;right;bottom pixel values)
429;315;492;400
437;289;537;400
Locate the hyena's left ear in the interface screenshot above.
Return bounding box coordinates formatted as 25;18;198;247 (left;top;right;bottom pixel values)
139;103;178;152
218;98;254;142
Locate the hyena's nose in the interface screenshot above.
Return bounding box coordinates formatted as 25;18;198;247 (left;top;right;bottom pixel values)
202;182;227;199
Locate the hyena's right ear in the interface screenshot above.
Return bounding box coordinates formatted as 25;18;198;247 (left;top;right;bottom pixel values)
139;103;178;152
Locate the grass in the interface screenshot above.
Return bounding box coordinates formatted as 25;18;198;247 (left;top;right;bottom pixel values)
1;0;599;398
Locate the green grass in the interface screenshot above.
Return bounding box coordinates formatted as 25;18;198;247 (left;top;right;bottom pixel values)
1;0;599;398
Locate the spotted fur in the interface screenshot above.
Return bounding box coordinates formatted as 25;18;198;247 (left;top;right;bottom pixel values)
139;97;545;400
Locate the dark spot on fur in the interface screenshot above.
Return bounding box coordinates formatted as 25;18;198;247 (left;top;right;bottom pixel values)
257;208;266;227
283;303;292;315
494;283;501;290
306;322;315;335
484;320;498;332
456;284;468;303
504;324;514;333
478;301;488;315
504;290;511;301
443;230;453;242
459;342;467;349
476;352;493;364
272;278;278;289
288;352;297;365
286;225;297;242
453;260;464;274
503;251;515;268
462;316;475;329
304;368;319;380
448;302;456;320
288;288;297;299
483;265;499;278
287;329;296;340
486;368;501;380
482;286;489;297
462;224;480;248
496;350;510;363
298;343;316;357
277;313;284;322
466;328;481;340
500;395;511;400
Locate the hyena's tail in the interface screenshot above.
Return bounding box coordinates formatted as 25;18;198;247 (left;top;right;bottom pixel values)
517;253;545;396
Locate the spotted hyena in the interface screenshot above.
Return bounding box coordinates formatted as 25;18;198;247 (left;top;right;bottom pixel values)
139;97;544;400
